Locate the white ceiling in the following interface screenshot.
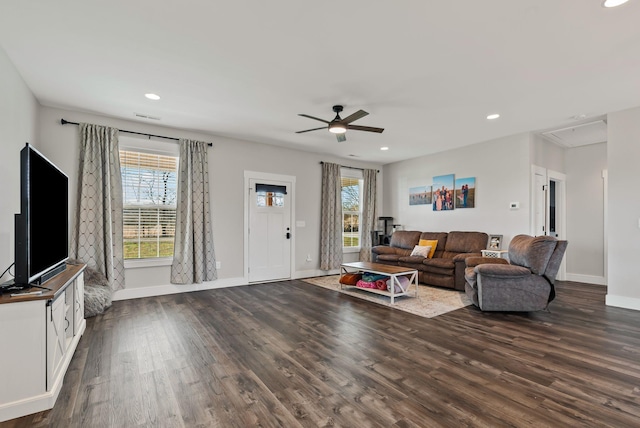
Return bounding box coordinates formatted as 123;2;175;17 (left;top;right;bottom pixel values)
1;1;639;164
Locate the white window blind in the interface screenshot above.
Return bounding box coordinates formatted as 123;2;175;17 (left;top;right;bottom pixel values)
120;150;178;259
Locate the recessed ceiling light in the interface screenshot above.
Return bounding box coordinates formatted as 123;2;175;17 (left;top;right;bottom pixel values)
603;0;629;7
145;93;160;100
380;147;389;151
486;113;500;120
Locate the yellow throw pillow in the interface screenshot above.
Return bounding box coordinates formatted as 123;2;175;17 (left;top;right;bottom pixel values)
419;239;438;258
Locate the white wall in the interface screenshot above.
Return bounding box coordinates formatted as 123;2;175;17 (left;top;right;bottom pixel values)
37;106;382;297
607;107;640;311
531;134;565;172
565;143;606;282
0;47;40;283
382;133;532;247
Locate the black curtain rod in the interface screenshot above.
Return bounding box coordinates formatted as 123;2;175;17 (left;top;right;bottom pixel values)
60;119;213;147
319;161;379;173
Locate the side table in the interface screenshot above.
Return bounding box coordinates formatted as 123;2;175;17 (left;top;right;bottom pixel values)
481;249;508;259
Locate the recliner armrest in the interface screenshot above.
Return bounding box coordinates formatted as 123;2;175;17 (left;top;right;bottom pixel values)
475;264;531;278
465;257;509;268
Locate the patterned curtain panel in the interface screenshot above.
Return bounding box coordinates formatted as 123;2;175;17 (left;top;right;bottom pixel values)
359;168;377;262
171;139;217;284
70;123;125;290
320;162;343;270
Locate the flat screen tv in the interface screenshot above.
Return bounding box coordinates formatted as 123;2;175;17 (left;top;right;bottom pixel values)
14;143;69;287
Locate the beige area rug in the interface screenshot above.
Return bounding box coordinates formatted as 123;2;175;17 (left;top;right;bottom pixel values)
302;275;472;319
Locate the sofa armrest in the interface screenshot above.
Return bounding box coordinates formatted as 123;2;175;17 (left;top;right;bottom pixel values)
371;245;397;255
465;257;509;268
453;252;483;262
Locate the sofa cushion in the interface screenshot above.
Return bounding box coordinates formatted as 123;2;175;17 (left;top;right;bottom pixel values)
377;254;401;263
421;265;454;276
398;255;427;264
389;230;422;250
508;235;557;275
423;258;455;269
422;257;455;275
445;231;489;253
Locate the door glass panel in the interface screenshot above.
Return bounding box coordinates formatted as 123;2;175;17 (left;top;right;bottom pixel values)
257;191;284;207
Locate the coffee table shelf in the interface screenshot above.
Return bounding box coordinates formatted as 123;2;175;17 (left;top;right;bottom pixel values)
340;261;418;304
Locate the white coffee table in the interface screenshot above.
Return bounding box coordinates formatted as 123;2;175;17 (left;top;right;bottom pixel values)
340;261;418;304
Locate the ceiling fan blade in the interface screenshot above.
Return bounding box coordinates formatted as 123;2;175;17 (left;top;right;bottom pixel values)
336;133;347;143
296;126;328;134
347;124;385;133
341;109;368;124
298;114;330;124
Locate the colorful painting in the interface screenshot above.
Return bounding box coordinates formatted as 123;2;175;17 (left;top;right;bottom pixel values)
455;177;476;208
409;185;431;206
432;174;455;211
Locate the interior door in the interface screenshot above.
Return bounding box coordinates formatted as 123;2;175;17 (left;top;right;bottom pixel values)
547;171;567;280
248;179;292;282
533;171;547;236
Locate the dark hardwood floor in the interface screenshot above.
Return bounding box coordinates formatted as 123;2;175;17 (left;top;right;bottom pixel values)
3;279;640;427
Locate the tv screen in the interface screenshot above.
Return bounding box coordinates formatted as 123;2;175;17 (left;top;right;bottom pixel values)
14;143;69;286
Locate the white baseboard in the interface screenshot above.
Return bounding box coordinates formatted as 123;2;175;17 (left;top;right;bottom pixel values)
294;269;339;279
606;294;640;311
113;271;341;301
564;273;607;285
112;276;247;301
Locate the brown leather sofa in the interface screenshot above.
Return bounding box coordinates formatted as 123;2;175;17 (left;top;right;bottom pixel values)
371;230;488;291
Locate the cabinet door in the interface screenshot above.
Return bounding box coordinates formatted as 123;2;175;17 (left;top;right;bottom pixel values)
46;294;67;391
73;273;85;335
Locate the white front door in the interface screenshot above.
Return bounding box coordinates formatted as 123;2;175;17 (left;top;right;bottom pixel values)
248;178;292;282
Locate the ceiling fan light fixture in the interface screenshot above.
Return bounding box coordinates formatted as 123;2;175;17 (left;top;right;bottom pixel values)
328;123;347;134
602;0;629;7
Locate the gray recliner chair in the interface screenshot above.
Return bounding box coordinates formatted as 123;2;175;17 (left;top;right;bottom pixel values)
464;235;568;311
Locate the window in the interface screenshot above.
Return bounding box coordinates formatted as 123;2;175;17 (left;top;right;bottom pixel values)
120;150;178;260
256;183;286;207
341;175;363;250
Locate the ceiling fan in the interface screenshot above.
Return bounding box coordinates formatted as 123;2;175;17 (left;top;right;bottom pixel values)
296;105;384;142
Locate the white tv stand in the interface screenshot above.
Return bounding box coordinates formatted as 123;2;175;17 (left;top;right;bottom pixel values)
0;264;86;423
